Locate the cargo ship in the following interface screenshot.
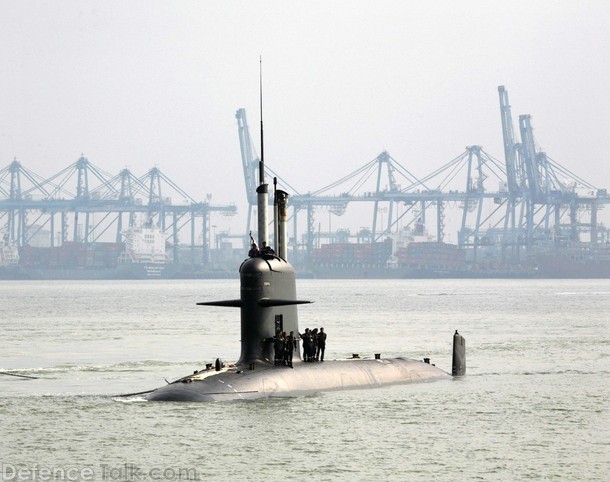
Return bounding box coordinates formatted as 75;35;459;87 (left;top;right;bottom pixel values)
5;224;607;280
16;225;178;280
309;240;533;278
309;224;535;279
310;238;394;278
534;243;610;278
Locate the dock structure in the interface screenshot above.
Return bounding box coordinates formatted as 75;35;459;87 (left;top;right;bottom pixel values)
236;87;610;273
2;86;609;278
0;156;236;267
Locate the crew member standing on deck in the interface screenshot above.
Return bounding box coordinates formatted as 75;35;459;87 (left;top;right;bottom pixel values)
273;332;285;366
317;327;327;362
300;329;311;362
311;328;319;361
286;331;295;367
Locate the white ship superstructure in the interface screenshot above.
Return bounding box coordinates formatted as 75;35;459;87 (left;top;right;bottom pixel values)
119;224;167;264
387;222;434;269
0;233;19;267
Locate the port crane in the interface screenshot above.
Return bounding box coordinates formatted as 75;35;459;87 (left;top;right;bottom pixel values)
237;109;516;264
0;156;236;265
4;86;607;275
237;85;610;268
498;86;609;257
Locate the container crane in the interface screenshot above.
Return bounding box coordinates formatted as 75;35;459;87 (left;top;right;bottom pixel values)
0;156;237;267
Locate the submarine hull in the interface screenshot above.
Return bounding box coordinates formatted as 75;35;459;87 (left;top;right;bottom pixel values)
146;357;449;402
139;109;465;403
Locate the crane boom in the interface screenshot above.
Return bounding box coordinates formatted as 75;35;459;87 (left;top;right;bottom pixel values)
498;86;519;194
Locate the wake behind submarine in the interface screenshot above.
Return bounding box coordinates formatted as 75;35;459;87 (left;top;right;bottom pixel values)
146;120;465;402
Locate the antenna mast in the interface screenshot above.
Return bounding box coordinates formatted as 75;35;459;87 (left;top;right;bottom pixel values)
256;57;269;248
259;56;264;185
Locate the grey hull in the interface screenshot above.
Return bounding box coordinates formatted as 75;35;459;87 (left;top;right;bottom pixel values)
141;142;465;402
147;357;449;402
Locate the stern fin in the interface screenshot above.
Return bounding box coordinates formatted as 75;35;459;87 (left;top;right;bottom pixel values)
452;330;466;376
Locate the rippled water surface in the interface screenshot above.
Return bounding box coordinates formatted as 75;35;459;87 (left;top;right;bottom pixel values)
1;279;609;480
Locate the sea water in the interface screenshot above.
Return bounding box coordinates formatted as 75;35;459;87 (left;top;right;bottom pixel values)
0;279;608;481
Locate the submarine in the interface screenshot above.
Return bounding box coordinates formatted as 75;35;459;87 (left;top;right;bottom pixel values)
146;103;465;402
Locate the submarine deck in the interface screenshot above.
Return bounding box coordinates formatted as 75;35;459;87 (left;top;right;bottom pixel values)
146;356;449;402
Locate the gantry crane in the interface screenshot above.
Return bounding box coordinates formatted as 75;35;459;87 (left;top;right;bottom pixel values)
0;156;237;265
235;83;610;269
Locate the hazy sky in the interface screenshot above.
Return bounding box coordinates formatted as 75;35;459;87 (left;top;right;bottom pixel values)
1;1;609;234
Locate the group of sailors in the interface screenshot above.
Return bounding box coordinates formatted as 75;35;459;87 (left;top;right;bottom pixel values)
248;242;275;258
300;327;326;363
248;233;275;258
272;331;297;367
270;328;327;366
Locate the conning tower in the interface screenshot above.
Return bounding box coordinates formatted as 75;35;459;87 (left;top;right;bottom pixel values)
198;172;307;366
237;176;301;365
237;255;300;364
198;74;310;366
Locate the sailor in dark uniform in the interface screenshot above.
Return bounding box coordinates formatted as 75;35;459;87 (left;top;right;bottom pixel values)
248;243;260;257
248;232;260;257
317;327;327;362
285;331;295;367
260;242;275;257
311;328;319;361
273;332;285;366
